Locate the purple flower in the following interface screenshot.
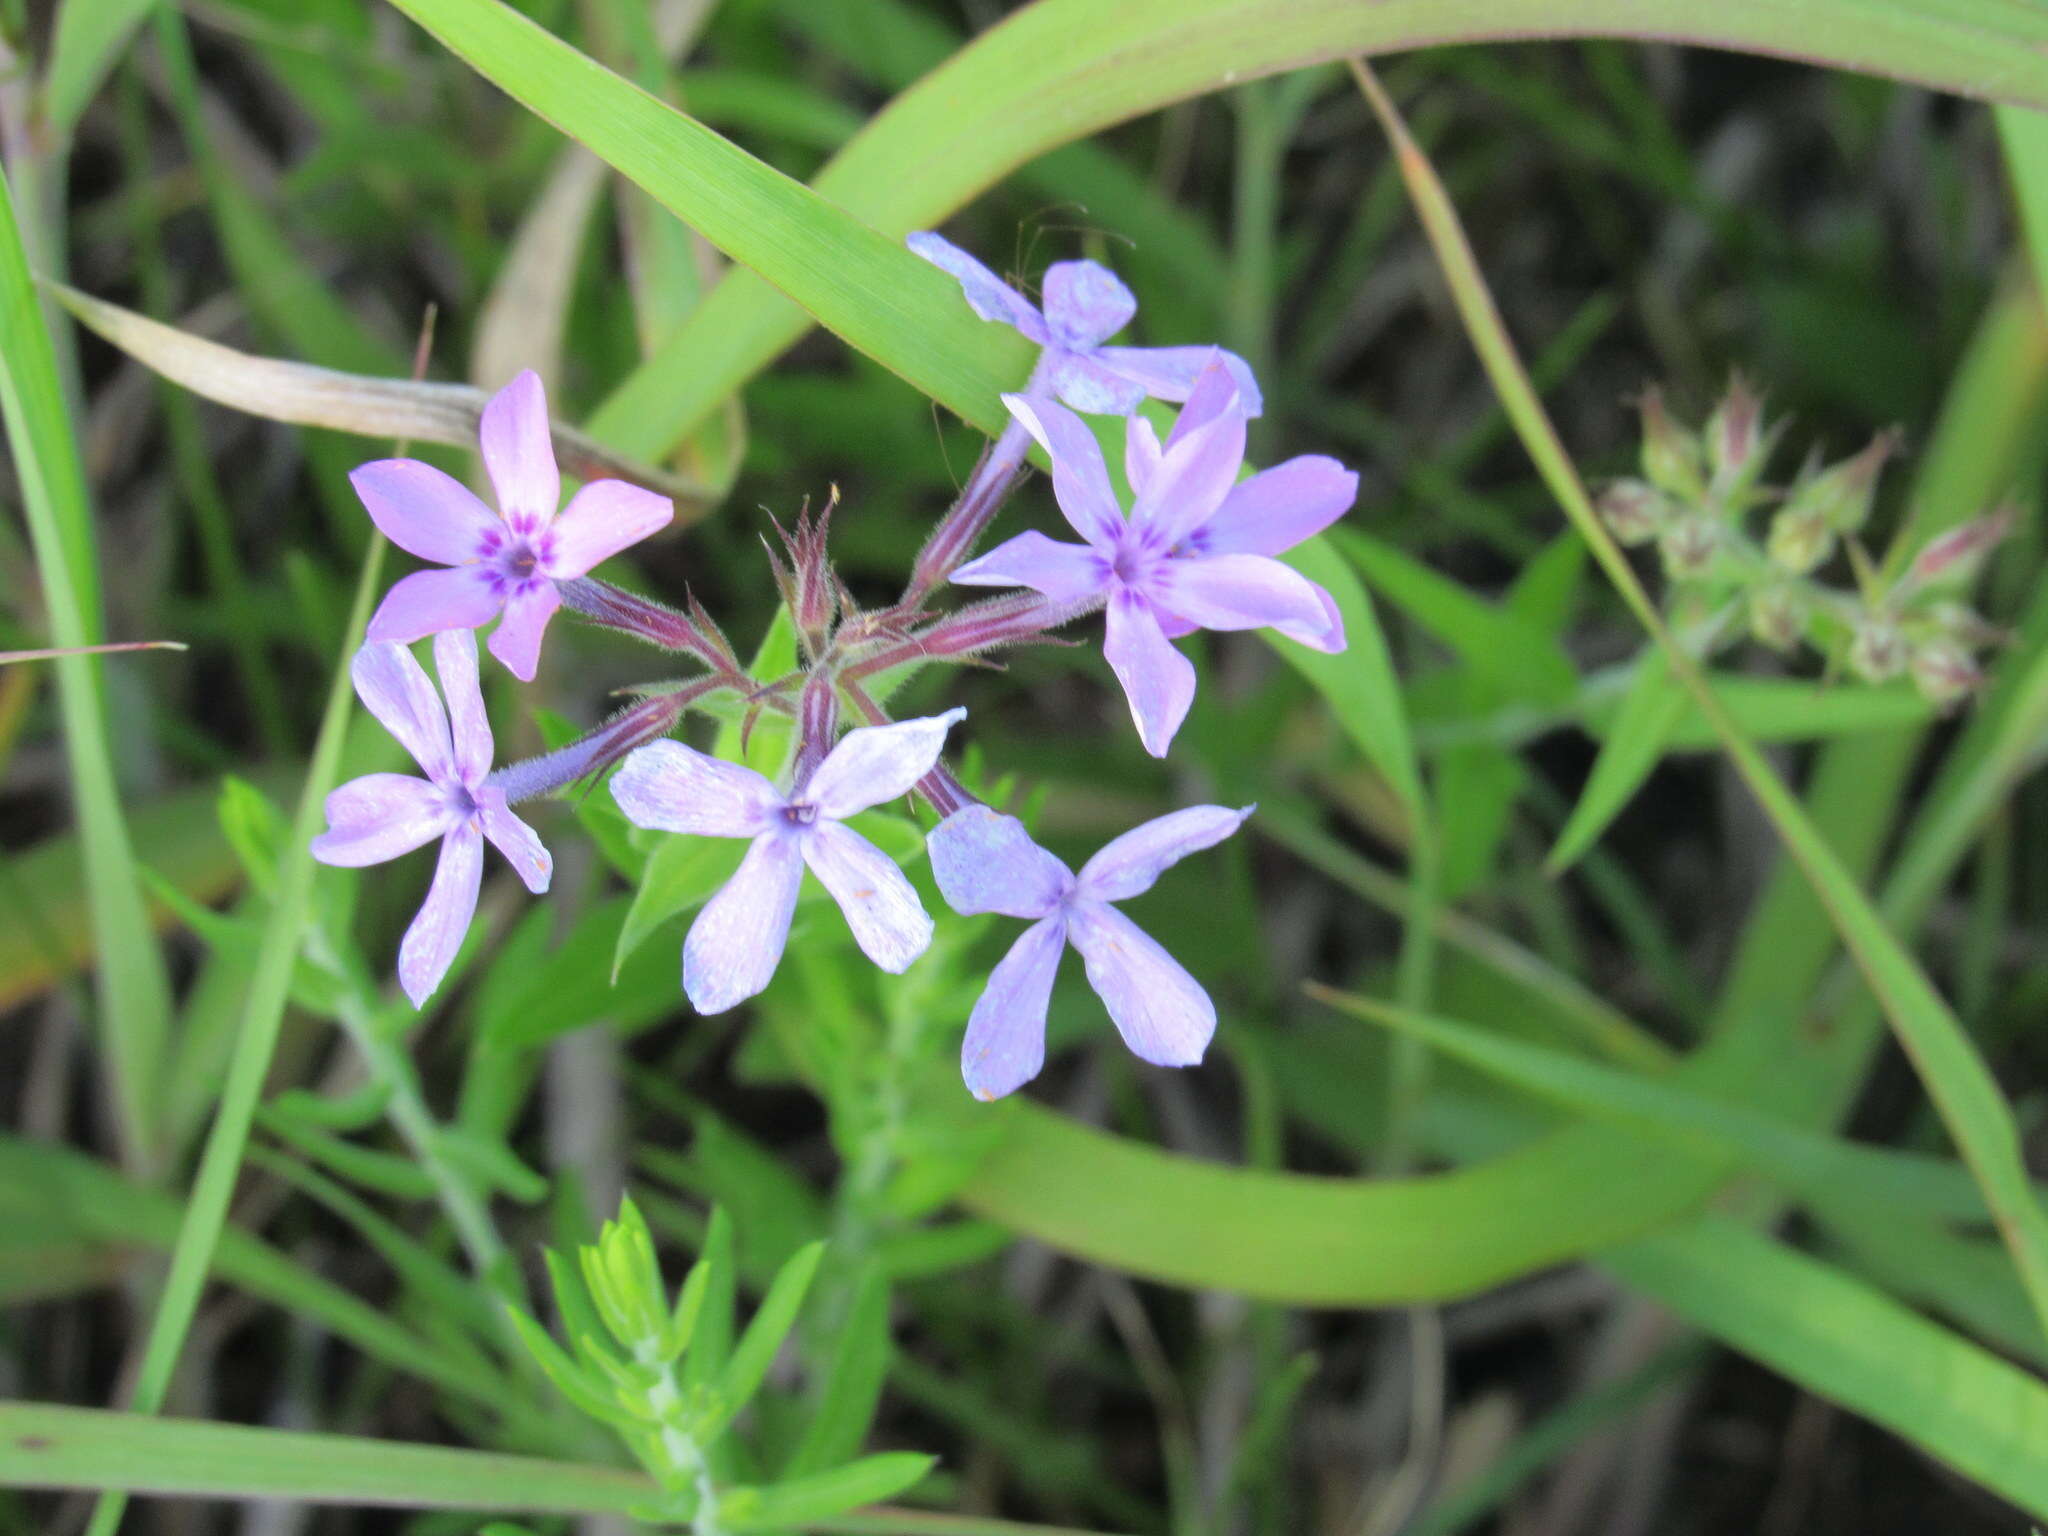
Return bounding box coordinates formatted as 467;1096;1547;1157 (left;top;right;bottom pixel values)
609;710;964;1013
908;231;1262;418
353;370;674;681
312;631;552;1007
951;360;1354;756
928;803;1251;1100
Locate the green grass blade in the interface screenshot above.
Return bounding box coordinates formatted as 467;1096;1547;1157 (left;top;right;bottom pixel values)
41;0;156;139
1311;988;2031;1228
83;538;386;1536
1;1403;655;1514
587;0;2048;463
0;164;172;1171
1350;58;2048;1347
1603;1218;2048;1518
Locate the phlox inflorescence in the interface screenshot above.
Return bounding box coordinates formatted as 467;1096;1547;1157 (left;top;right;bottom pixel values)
313;238;1360;1098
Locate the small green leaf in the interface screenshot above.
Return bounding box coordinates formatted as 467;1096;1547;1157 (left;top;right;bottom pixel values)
720;1452;936;1529
784;1263;892;1477
706;1241;825;1436
1546;648;1686;872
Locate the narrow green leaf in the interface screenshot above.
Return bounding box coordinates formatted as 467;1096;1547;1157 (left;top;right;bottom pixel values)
709;1241;825;1434
1332;526;1576;706
41;0;156;138
1546;648;1686;872
785;1264;892;1477
722;1453;936;1530
0;166;172;1170
1604;1219;2048;1517
1310;988;2031;1228
0;1402;655;1514
679;1207;737;1392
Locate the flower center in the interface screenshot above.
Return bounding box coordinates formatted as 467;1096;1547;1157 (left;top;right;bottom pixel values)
782;802;820;828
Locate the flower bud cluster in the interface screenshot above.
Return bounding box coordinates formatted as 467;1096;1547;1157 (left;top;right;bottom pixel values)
1597;381;2007;707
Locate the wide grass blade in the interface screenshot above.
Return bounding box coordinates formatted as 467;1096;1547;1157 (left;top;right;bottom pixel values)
0;166;172;1171
584;0;2048;463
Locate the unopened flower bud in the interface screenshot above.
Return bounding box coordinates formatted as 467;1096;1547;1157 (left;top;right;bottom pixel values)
1767;506;1835;576
1638;386;1704;501
1899;505;2017;599
1748;584;1808;652
1598;479;1671;546
1780;428;1899;536
1848;615;1907;684
1909;635;1982;708
1705;376;1767;503
1928;601;2006;648
1658;513;1720;582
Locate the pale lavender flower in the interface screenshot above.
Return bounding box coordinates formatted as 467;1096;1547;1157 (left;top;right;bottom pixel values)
353;370;673;681
929;803;1251;1100
951;359;1354;756
610;710;964;1013
312;631;552;1007
908;231;1262;417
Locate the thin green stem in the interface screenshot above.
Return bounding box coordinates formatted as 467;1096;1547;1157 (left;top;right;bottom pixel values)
82;537;385;1536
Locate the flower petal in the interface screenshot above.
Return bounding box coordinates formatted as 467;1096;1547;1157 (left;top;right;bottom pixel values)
1125;415;1163;499
1067;899;1215;1068
1003;393;1126;549
928;805;1072;919
1102;588;1196;759
1151;553;1346;652
349;459;498;565
1129;405;1246;551
397;821;482;1009
1042;259;1136;351
1076;804;1253;903
477;786;552;893
366;566;506;646
805;708;965;821
1183;455;1358;558
683;832;803;1013
479;370;560;531
1163;352;1249;445
432;629;492;784
1095;344;1263;417
951;530;1109;604
610;739;783;837
311;773;455;867
1045;351;1148;416
547;479;674;578
961;915;1067;1101
350;641;455;781
487;581;562;681
801;821;933;974
906;231;1049;343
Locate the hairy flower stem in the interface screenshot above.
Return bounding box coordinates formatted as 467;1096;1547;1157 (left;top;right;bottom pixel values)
896;415;1033;611
557;575;736;670
487;688;700;804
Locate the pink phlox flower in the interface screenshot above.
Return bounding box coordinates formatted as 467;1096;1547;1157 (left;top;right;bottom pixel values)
928;802;1252;1100
352;370;674;680
908;231;1263;417
609;710;965;1013
311;631;552;1007
950;358;1355;756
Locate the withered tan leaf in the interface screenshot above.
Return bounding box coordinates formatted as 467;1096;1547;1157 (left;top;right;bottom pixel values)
51;282;708;510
